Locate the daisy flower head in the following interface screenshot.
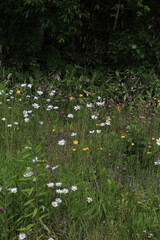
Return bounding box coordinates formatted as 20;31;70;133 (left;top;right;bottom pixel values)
96;101;105;107
53;106;59;109
74;105;81;111
52;165;60;170
156;138;160;145
19;233;27;240
55;182;62;187
99;123;105;126
27;84;32;88
8;188;17;193
55;198;62;203
106;116;111;120
32;103;40;109
62;188;69;194
49;90;56;96
37;90;43;95
96;130;101;134
91;115;98;120
0;90;4;95
71;186;78;191
67;114;74;118
86;103;94;108
24;146;32;149
105;121;111;125
32;157;38;162
86;197;93;203
51;201;58;207
154;160;160;165
21;83;27;87
46;105;53;111
23;171;34;177
71;132;77;137
56;189;63;194
89;130;95;134
24;118;30;123
58;139;66;146
46;165;50;169
47;182;55;188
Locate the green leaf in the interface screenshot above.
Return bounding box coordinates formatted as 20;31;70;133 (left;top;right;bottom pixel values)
39;217;51;234
32;208;38;218
24;198;34;206
21;187;34;196
131;44;137;49
17;223;35;231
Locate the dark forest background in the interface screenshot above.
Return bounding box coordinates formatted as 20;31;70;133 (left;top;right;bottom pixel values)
1;0;160;78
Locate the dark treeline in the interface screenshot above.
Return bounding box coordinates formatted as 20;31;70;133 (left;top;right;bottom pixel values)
1;0;160;72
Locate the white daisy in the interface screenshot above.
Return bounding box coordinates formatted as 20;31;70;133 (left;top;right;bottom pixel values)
71;186;78;191
58;139;66;146
156;138;160;145
86;197;93;203
74;105;81;111
51;201;58;207
19;233;26;240
67;114;74;118
47;182;54;188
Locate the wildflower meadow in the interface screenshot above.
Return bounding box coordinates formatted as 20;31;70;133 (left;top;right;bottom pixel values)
0;81;159;240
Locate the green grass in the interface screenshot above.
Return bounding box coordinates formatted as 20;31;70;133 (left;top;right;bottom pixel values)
0;82;159;240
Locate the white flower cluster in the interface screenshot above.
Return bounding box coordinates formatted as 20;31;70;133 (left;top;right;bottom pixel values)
156;138;160;145
89;130;101;134
21;83;32;88
23;171;34;177
58;139;66;145
23;110;32;123
8;188;17;193
19;233;26;240
91;114;98;120
67;114;74;118
32;103;40;109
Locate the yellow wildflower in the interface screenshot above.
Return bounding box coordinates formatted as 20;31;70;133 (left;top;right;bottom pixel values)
83;147;89;151
121;136;126;139
16;90;21;94
73;140;78;145
70;97;75;100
